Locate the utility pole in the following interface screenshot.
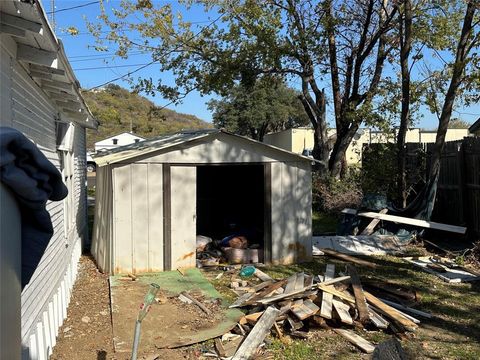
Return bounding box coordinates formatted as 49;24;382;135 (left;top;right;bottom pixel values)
50;0;55;31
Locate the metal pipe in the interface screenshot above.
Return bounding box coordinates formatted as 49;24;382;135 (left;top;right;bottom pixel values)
131;320;141;360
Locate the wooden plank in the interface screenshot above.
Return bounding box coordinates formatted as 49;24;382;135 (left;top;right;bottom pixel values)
377;298;432;319
259;285;315;304
215;338;226;357
332;299;353;324
321;275;351;286
254;268;273;282
246;279;287;304
229;292;254;308
318;284;355;304
321;248;378;269
294;272;305;291
291;299;319;321
361;208;388;235
284;274;298;294
334;329;375;354
342;208;466;234
320;264;335;319
363;291;418;331
232;306;280;360
367;306;389;329
347;265;369;324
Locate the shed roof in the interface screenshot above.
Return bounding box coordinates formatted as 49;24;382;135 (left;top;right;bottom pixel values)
93;129;316;166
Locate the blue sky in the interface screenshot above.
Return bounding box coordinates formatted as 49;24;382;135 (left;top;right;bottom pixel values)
44;0;479;128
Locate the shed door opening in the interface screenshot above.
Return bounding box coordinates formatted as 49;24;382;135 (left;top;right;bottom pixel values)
196;165;265;249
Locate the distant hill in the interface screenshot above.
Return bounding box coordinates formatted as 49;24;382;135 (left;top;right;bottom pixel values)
83;84;211;149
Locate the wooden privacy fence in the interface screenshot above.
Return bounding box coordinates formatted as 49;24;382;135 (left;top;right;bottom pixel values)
429;137;480;238
362;137;480;238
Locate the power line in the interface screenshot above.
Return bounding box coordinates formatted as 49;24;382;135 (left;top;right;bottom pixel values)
47;1;100;14
74;63;155;71
87;14;223;90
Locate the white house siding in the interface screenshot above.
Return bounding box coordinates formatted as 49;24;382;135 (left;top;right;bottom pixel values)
1;40;87;359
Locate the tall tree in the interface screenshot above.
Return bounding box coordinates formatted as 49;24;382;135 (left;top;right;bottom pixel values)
428;0;479;181
396;0;413;207
208;77;309;141
324;0;397;177
88;0;397;177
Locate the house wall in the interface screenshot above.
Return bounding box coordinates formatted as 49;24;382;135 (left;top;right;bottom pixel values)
0;184;22;360
265;128;469;165
1;37;87;360
93;137;312;274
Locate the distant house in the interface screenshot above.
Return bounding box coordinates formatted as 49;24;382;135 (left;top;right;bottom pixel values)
0;1;97;358
264;127;470;165
94;132;145;152
469;118;480;136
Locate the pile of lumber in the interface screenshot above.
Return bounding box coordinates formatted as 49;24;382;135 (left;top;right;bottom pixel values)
217;265;431;359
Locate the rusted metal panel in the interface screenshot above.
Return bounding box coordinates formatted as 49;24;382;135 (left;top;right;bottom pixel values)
170;166;197;270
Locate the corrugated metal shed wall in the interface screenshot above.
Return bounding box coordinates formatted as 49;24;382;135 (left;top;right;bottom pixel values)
93;135;312;274
1;39;87;360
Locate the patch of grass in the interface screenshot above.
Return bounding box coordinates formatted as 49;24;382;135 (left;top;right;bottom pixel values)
312;211;338;235
269;339;318;360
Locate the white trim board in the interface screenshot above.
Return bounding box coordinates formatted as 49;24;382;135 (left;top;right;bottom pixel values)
342;208;466;234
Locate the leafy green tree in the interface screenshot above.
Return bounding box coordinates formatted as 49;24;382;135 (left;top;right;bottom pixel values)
87;0;397;177
208;78;308;141
448;118;472;129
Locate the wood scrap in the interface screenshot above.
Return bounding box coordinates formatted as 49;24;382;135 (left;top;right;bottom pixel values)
320;264;335;319
347;265;369;324
254;268;273;282
368;306;389;329
318;283;355;304
332;299;353;324
342;208;467;234
229;292;254;308
361;208;388;235
246;279;287;305
284;273;298;294
321;275;351;286
214;338;226;357
232;306;280;360
364;291;418;332
179;292;211;315
321;248;378;269
334;328;375;353
291;299;320;321
377;298;433;319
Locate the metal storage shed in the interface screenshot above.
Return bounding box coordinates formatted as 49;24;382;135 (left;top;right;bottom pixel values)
91;129;313;274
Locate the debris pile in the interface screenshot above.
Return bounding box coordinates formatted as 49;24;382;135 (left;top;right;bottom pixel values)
196;234;264;267
213;264;431;358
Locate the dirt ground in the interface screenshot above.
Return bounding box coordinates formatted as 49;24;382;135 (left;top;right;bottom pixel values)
51;256;223;360
50;256;114;360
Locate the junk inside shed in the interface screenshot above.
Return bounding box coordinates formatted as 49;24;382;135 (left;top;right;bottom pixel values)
196;165;267;265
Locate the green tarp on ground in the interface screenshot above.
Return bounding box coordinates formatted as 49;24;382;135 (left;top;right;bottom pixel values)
110;268;243;352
